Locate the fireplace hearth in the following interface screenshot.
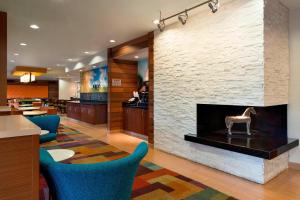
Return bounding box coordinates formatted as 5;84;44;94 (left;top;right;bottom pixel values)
184;104;299;159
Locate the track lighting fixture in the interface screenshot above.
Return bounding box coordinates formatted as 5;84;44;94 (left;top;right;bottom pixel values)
157;20;165;32
153;11;165;32
154;0;220;32
178;10;188;25
208;0;219;13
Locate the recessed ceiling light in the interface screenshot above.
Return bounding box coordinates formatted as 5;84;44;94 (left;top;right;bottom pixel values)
79;70;83;72
14;53;19;56
110;39;116;43
19;43;27;46
134;55;139;59
67;58;73;61
30;24;39;29
10;60;15;63
153;19;160;25
84;51;90;54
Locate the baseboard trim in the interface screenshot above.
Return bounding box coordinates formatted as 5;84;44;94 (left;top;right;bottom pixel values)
123;130;148;141
289;162;300;170
108;129;123;133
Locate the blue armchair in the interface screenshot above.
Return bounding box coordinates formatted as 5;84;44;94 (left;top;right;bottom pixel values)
40;142;148;200
28;115;60;143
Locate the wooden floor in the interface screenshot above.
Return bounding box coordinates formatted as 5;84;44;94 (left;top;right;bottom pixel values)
61;116;300;200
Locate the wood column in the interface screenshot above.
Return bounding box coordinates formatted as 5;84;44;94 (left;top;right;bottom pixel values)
0;11;7;106
107;32;154;144
147;32;154;144
107;55;138;131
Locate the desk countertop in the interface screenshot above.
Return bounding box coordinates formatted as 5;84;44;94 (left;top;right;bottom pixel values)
0;115;41;139
0;106;11;112
67;101;107;105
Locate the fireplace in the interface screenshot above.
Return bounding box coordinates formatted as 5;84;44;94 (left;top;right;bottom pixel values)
197;104;287;137
185;104;299;159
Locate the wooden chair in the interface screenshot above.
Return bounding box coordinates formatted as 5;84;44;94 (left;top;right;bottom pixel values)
58;100;67;114
40;107;58;115
33;102;42;107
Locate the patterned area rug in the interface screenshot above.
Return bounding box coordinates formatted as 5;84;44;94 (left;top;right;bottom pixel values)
40;125;237;200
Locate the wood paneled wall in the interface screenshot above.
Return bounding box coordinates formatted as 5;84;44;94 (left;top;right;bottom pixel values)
48;81;59;100
0;12;7;106
108;58;138;131
107;32;154;143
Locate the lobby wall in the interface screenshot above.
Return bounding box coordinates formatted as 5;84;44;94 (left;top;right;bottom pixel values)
59;79;77;100
288;9;300;164
153;0;290;182
7;80;58;99
7;85;49;99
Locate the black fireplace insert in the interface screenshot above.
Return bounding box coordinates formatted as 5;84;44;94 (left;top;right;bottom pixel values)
197;104;287;138
184;104;299;159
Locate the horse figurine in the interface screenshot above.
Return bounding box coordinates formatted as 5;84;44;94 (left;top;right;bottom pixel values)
225;107;256;136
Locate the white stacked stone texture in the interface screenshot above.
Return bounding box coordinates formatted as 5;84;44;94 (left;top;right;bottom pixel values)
154;0;289;184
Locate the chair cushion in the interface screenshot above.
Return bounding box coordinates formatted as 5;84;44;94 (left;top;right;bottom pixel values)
40;148;55;165
40;132;57;143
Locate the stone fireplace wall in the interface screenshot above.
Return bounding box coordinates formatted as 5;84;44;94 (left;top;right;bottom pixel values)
264;0;289;106
154;0;289;183
288;9;300;164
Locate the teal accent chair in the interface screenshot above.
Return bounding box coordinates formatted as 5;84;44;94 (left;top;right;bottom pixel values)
28;115;60;143
40;142;148;200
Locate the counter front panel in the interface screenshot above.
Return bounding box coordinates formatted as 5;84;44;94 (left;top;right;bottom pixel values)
67;101;107;124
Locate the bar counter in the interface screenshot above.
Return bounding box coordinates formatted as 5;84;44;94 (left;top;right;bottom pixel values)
66;101;107;124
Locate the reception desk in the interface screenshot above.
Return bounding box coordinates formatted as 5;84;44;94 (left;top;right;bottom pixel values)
123;104;148;136
0;115;40;199
66;101;107;124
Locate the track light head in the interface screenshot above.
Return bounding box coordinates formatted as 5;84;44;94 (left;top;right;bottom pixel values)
209;0;219;13
157;20;165;32
156;10;165;32
178;11;188;25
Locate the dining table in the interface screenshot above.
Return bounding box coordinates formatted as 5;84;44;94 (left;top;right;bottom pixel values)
19;104;33;107
23;111;47;116
47;149;75;162
18;107;40;111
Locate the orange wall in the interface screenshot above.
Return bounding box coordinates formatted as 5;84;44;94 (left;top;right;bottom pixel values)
7;85;49;98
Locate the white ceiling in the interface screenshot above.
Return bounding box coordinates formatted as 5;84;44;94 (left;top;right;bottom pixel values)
0;0;299;81
0;0;205;80
280;0;300;9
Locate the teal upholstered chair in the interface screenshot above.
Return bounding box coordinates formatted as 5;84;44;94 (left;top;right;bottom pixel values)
40;142;148;200
28;115;60;143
